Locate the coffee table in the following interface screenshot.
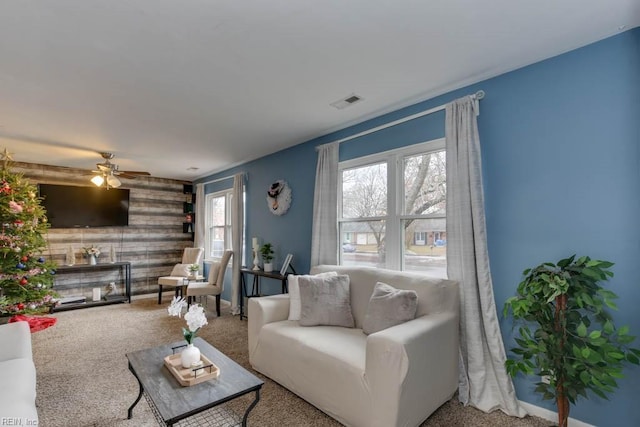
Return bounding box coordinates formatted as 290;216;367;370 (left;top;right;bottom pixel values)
126;337;264;426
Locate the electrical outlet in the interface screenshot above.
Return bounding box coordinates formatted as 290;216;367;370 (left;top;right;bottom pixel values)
541;375;551;384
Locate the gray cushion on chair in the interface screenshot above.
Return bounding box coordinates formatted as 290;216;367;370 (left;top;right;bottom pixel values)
299;274;354;328
362;282;418;335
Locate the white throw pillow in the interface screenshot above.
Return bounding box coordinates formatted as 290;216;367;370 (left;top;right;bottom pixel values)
288;271;337;321
362;282;418;335
170;263;192;277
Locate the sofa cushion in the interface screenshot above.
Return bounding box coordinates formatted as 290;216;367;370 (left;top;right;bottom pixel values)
311;265;459;328
0;321;33;361
299;274;354;328
0;358;38;420
287;271;337;321
251;321;371;426
363;282;418;335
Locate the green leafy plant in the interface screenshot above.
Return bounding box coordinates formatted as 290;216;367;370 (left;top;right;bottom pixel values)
259;243;274;263
504;255;639;427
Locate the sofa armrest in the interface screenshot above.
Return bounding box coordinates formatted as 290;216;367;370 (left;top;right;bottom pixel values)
248;294;290;360
0;321;33;362
365;312;459;427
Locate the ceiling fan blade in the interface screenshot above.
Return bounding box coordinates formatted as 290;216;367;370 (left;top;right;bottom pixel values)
121;171;150;176
118;171;151;179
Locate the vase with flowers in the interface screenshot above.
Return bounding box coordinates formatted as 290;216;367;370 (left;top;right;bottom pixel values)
188;263;199;279
82;245;100;265
168;296;208;368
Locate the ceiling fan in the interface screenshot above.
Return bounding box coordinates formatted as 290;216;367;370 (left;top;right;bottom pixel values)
90;152;150;189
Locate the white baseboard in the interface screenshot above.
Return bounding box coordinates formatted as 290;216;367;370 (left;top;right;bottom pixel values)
519;400;596;427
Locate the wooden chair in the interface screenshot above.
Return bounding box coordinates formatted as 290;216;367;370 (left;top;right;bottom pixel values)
186;250;233;316
157;247;204;304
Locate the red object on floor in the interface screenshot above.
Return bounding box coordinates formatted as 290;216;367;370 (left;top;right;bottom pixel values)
9;315;57;333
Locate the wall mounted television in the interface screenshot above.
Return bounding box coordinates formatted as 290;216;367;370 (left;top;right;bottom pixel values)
38;184;130;228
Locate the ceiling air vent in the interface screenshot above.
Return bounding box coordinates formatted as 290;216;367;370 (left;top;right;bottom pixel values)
330;93;364;110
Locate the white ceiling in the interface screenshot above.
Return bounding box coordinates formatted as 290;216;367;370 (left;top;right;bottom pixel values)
0;0;638;181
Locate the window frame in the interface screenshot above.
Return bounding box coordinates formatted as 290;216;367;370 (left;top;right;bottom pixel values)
338;138;445;271
204;188;233;261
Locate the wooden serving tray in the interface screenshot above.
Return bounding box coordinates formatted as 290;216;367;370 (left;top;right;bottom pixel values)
163;352;220;386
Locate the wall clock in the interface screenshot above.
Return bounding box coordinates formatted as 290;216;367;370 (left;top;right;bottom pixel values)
266;180;292;216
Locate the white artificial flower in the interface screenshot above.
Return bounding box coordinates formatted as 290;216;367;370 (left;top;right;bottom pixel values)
184;304;208;332
167;296;187;318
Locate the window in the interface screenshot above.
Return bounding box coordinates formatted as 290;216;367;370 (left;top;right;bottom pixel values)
338;138;446;277
205;189;233;260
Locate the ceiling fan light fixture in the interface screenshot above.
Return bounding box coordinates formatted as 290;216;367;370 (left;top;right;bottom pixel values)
91;175;105;187
107;175;122;188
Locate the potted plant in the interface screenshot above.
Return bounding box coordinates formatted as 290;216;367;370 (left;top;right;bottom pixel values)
504;255;639;427
260;243;274;272
188;264;199;279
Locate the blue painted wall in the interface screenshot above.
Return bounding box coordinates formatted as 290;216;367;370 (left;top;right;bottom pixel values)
197;28;640;425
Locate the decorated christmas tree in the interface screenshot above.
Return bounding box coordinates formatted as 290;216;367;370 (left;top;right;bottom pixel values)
0;149;57;315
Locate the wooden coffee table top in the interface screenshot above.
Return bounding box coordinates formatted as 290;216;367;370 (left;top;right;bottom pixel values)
126;337;263;424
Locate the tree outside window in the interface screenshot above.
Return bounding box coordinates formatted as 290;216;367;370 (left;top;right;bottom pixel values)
205;190;232;260
338;139;446;276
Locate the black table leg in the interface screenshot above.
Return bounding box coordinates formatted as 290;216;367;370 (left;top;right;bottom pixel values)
242;388;261;427
240;272;247;320
127;362;144;419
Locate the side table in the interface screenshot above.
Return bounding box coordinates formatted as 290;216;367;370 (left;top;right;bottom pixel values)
239;267;294;320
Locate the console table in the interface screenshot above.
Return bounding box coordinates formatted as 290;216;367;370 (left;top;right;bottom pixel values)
52;262;131;312
239;267;294;320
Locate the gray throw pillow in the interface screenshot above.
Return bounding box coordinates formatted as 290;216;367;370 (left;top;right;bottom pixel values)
363;282;418;335
299;274;354;328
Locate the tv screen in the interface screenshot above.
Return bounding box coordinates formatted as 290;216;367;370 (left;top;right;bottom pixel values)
38;184;130;228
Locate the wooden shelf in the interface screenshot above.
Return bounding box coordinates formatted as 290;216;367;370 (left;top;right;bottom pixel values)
52;262;131;312
52;295;128;312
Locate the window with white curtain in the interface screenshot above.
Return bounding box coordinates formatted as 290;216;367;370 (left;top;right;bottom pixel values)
338;138;446;276
205;189;233;260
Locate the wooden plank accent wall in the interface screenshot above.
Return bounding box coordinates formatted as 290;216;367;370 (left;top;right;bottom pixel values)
12;161;194;300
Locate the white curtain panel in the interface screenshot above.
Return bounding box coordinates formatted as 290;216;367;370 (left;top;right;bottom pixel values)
194;183;206;270
445;96;525;417
310;142;339;267
230;173;245;315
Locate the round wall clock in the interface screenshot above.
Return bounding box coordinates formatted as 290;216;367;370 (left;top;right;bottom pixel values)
266;180;292;216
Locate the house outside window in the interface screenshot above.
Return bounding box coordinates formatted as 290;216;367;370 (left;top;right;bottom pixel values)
338;138;446;277
205;189;233;260
414;231;427;245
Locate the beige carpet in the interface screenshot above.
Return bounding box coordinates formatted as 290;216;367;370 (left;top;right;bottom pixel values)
31;298;550;426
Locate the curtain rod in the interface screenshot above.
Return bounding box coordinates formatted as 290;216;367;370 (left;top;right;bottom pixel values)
318;90;485;149
198;172;244;187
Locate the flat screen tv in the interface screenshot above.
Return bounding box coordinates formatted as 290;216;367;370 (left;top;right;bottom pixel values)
38;184;130;228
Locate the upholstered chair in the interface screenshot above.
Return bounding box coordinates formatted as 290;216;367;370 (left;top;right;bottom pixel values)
157;247;204;304
186;250;233;316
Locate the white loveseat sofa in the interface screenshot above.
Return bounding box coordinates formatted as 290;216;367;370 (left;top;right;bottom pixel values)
248;265;460;427
0;321;38;423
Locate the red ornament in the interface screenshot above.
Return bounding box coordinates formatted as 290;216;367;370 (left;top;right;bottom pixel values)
21;255;29;262
20;277;28;286
17;303;24;310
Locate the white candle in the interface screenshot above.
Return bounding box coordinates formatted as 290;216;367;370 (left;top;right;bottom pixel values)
252;237;258;249
92;288;101;302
